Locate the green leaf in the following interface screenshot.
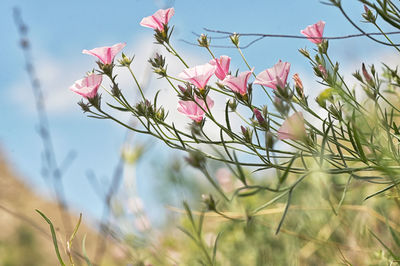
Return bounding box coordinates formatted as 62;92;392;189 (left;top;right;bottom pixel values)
212;231;223;264
351;120;367;163
220;129;233;161
275;190;293;235
36;209;66;266
364;180;400;201
82;235;93;266
172;123;186;149
233;151;246;185
279;155;297;185
106;103;130;112
369;229;400;260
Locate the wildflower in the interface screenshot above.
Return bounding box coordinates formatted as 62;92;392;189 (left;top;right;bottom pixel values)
178;63;216;91
209;55;231;80
301;21;325;44
277;112;306;141
82;43;126;65
69;73;102;99
254;60;290;90
222;69;253;95
177;95;214;122
140;8;175;32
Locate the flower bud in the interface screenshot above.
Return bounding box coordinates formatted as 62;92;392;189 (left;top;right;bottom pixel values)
118;53;133;67
197;34;210;47
202;194;216;211
253;108;264;124
253;108;268;129
315;64;328;79
293;73;304;98
352;70;363;82
111;83;121;97
265;131;275;150
298;48;310;59
228;98;238;111
241;126;252;143
362;5;376;23
230;33;240;47
362;63;374;87
185;150;206;169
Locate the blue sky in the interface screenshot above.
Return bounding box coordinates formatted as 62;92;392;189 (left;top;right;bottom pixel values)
1;0;398;224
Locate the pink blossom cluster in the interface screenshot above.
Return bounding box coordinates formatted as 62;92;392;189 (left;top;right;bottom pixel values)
70;7;326;141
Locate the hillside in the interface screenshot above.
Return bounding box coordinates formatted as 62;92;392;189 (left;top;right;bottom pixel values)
0;150;125;266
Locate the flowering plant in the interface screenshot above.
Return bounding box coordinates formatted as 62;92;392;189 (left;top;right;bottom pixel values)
64;2;400;265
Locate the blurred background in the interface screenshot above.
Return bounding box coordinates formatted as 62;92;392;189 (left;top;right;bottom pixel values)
1;0;400;265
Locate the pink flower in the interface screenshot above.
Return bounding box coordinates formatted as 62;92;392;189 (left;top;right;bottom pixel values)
277;112;306;141
140;8;175;32
69;73;103;99
209;55;230;80
216;168;233;193
82;42;126;65
254;60;291;90
222;69;253;95
301;21;325;44
178;63;216;90
177;95;214;122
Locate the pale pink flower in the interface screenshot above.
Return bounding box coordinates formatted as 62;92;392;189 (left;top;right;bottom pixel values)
134;216;151;232
178;63;216;90
222;69;253;95
254;60;291;90
69;73;102;99
127;197;144;214
209;55;231;80
301;21;325;44
82;42;126;65
177;95;214;122
277;112;306;141
140;8;175;32
216;168;233;193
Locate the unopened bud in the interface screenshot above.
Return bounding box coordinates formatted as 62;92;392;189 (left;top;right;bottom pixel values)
230;33;240;47
228;98;238;111
197;34;210;47
185;150;206;169
253;108;265;124
298;48;310;59
118;53;133;67
293;73;304;98
316;64;328;79
178;85;186;93
362;63;374;86
362;5;376;23
265;131;275;150
241;126;252;143
202;194;216;211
